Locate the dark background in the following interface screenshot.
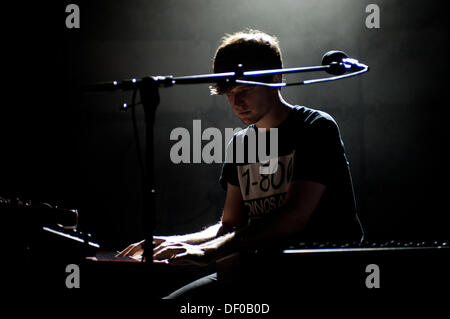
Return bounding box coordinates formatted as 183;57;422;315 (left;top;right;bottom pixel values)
2;0;448;250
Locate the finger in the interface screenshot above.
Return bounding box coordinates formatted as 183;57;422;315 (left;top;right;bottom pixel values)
116;244;136;257
154;247;186;260
121;243;141;257
153;244;166;255
153;240;167;250
129;245;144;257
153;236;166;246
129;254;143;262
154;242;182;255
154;248;181;260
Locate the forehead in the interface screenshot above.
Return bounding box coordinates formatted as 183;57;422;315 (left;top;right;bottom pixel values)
226;84;258;95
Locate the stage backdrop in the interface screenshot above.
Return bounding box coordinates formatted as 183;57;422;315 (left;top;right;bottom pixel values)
2;0;448;249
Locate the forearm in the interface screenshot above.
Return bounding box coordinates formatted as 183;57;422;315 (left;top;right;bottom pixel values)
163;182;322;265
163;222;223;245
201;201;309;259
198;231;237;260
160;206;310;265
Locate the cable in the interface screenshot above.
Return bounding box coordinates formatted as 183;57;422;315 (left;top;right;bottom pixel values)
130;87;145;177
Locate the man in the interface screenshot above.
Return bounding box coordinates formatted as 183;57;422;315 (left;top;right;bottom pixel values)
118;29;364;297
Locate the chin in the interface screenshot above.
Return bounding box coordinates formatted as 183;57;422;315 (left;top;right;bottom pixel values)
240;118;255;125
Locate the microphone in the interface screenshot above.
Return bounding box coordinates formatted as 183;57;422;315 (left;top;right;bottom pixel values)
322;50;349;75
233;50;368;87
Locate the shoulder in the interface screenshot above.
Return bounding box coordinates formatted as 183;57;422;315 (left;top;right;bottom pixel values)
227;125;256;146
288;105;340;140
292;105;337;126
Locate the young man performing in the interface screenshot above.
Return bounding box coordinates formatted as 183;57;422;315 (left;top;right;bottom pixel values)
118;29;364;298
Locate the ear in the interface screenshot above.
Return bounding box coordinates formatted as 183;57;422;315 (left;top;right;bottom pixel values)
271;74;283;93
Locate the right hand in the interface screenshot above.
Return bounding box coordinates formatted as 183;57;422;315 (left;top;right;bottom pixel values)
115;236;167;258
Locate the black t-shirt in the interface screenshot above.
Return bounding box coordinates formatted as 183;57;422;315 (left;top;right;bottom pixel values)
219;105;363;242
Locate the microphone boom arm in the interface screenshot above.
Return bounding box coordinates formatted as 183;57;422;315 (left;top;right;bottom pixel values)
83;56;369;92
236;58;369;87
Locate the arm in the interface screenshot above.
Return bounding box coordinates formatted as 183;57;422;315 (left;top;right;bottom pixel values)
151;183;246;261
170;180;247;244
116;223;222;258
160;223;222;245
171;180;325;264
116;183;245;258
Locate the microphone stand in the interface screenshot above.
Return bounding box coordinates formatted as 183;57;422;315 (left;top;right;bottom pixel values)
138;77;160;264
83;55;369;266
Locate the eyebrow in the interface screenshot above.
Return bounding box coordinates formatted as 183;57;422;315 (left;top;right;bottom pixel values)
227;85;256;95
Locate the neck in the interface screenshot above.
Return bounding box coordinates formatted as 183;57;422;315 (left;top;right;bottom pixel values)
255;92;293;130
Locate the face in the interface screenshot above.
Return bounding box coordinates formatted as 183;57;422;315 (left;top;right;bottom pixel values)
225;85;276;125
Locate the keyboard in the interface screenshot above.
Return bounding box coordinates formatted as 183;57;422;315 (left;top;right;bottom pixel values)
283;239;448;253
